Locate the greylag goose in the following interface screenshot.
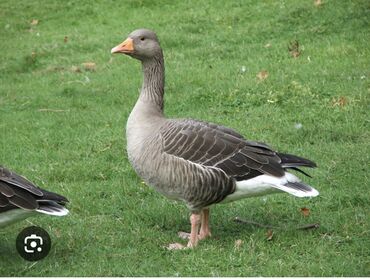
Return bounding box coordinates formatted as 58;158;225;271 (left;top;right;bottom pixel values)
111;29;319;249
0;166;69;228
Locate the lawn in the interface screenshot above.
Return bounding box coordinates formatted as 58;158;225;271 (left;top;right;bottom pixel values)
0;0;369;276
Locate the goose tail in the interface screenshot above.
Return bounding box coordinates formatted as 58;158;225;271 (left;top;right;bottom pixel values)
36;201;69;216
278;152;317;168
271;172;319;197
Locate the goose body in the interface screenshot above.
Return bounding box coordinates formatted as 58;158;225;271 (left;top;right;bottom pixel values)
112;29;319;248
0;166;69;228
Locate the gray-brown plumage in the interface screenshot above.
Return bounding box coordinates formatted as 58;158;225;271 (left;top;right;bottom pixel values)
0;166;69;228
111;29;319;249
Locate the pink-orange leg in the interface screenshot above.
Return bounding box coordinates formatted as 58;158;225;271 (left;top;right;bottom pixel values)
167;212;201;250
199;208;211;240
187;213;201;248
167;209;212;250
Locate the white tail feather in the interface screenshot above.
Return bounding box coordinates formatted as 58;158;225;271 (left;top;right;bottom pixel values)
36;207;69;216
222;172;319;203
271;182;319;197
36;201;69;216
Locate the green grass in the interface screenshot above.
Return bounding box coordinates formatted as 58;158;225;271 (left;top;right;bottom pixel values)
0;0;369;276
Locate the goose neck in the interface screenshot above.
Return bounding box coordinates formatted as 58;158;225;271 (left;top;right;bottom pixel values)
140;55;165;111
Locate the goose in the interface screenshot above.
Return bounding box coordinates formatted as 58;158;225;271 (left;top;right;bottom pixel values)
111;29;319;249
0;166;69;228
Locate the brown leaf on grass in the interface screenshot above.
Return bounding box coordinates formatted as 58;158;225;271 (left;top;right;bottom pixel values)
234;239;243;249
64;36;68;43
71;65;81;73
331;96;348;107
30;19;39;26
82;62;96;71
291;50;300;58
54;229;61;238
266;229;274;241
314;0;322;7
46;65;65;73
288;40;301;58
300;207;310;217
257;70;269;81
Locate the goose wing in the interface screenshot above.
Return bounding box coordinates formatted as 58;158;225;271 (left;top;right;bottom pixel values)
161;119;285;181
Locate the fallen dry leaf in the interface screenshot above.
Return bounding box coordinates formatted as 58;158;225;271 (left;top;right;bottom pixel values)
30;19;39;26
288;40;301;58
82;62;96;71
300;207;310;217
314;0;322;7
64;36;68;43
332;96;348;107
234;239;243;249
257;70;269;81
291;51;300;58
45;65;65;73
54;229;61;238
71;65;81;73
266;229;274;241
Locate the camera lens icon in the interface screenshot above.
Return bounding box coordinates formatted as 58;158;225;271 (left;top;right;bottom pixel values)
16;226;51;261
24;234;44;253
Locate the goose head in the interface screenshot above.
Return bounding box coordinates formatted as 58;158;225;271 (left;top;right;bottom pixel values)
111;29;162;61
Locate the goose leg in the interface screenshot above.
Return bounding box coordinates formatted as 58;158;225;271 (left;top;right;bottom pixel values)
199;208;211;240
168;212;201;250
186;212;201;248
177;209;211;240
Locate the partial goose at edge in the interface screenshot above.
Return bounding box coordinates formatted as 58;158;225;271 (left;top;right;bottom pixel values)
0;166;69;228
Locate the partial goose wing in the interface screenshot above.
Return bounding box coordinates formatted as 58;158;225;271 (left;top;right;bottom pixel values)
0;166;68;216
161;119;289;181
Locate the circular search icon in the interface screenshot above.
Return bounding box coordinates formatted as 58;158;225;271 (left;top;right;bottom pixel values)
16;226;51;261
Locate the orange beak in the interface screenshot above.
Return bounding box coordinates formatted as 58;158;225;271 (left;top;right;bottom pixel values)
111;38;134;54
